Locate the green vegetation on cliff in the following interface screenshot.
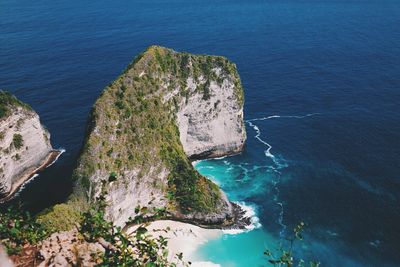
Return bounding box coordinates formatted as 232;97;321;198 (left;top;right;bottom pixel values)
74;46;244;214
80;194;186;266
12;134;23;149
36;198;87;232
0;90;32;119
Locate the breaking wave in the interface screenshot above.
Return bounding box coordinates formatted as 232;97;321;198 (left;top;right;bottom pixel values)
223;202;262;235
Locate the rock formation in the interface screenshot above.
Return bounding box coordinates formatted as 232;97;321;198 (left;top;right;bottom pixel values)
73;46;246;227
176;64;245;160
0;91;54;200
38;230;105;267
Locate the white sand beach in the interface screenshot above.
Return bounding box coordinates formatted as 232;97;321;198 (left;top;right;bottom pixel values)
126;220;222;266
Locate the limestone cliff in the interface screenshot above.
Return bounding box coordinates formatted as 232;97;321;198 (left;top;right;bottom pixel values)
0;91;53;200
176;61;245;160
74;46;246;227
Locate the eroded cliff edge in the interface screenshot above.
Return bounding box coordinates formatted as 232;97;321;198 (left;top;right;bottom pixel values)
73;46;246;227
0;91;54;200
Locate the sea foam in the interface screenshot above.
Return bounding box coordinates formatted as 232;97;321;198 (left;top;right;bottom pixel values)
46;148;66;168
223;202;262;235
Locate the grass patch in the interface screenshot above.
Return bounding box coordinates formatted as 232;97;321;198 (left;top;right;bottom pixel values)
36;198;88;233
12;134;23;149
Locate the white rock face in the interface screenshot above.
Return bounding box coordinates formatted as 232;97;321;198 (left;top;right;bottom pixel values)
101;166;170;227
0;107;52;198
177;76;246;159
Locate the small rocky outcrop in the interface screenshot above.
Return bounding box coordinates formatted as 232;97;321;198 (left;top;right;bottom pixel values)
0;91;54;200
73;46;246;227
37;230;105;267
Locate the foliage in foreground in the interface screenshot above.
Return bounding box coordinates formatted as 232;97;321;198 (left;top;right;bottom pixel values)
0;207;48;255
1;191;186;266
264;222;320;267
80;193;188;266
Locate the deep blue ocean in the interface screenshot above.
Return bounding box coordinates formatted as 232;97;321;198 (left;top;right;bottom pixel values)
1;0;399;266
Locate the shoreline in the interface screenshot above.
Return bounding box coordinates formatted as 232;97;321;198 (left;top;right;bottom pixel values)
0;149;63;203
126;220;222;266
124;202;259;266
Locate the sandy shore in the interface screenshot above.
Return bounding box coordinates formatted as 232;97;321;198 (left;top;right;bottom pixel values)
126;220;222;266
0;149;63;203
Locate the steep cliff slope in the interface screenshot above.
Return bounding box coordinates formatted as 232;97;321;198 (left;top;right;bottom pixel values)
0;91;53;200
74;46;246;227
176;60;245;160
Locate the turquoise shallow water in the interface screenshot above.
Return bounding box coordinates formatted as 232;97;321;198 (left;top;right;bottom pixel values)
194;123;287;267
195;229;275;267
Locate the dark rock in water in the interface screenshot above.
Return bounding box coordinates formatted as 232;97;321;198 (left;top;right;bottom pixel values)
228;202;253;229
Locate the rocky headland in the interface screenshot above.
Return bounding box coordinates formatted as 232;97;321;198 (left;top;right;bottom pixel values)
0;91;59;202
73;46;246;227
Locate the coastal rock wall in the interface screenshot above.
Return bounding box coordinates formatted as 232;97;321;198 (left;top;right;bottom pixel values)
176;76;245;160
97;165;170;227
0;92;53;199
74;46;245;227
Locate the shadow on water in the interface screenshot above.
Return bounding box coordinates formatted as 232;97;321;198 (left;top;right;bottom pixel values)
0;151;77;215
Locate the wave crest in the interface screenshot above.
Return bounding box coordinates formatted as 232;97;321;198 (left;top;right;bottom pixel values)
223;202;262;235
